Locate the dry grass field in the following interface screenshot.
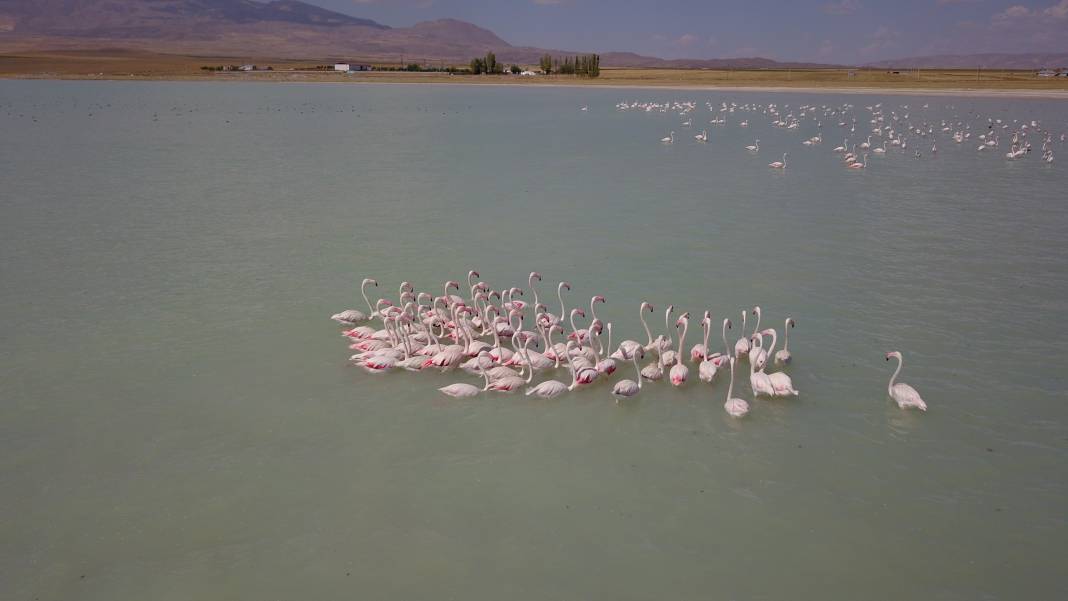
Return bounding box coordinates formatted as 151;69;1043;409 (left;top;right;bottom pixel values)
2;50;1067;95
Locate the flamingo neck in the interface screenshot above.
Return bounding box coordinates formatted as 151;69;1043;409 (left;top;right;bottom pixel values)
361;281;373;314
640;307;652;346
889;355;902;395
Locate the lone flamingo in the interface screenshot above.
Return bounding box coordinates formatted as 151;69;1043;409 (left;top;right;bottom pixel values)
886;351;927;411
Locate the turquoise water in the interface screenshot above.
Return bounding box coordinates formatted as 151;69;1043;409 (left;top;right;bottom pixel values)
1;81;1066;600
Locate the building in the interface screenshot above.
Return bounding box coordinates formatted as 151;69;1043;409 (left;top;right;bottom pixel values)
334;63;371;73
1037;69;1056;77
239;64;255;72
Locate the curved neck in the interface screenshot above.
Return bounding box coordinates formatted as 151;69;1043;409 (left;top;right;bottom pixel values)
640;306;652;345
889;355;902;395
721;320;730;354
529;276;539;306
727;360;735;399
361;281;373;314
557;284;566;320
632;351;642;388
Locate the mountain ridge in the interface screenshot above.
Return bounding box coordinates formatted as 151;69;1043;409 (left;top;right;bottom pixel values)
0;0;834;68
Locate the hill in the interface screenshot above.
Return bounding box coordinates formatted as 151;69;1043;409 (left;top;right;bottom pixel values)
0;0;834;68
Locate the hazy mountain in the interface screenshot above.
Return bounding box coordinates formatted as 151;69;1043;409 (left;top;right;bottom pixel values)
865;53;1068;70
0;0;833;68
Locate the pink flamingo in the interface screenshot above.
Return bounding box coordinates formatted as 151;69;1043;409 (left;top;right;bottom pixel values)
699;318;731;383
690;310;711;363
670;313;690;386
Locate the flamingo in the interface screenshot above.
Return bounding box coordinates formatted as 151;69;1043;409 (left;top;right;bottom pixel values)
699;318;731;383
886;351;927;411
769;153;788;169
612;346;644;401
749;352;775;397
690;310;711;363
848;153;868;169
332;278;378;324
669;314;690;386
746;139;760;152
774;318;795;366
661;131;675;144
613;301;653;360
724;357;750;417
734;309;750;358
756;330;798;397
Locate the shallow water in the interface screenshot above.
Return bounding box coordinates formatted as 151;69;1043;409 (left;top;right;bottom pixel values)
1;80;1066;600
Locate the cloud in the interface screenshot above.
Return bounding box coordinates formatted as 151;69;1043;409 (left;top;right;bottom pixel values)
822;0;861;15
675;33;700;47
1046;0;1068;17
993;0;1068;21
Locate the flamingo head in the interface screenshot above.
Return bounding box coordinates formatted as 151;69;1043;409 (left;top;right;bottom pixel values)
592;295;606;305
490;290;501;300
724;318;732;330
641;301;653;312
571;308;586;318
529;271;542;282
446;280;460;291
886;351;902;361
560;282;572;292
362;278;378;288
752;306;761;317
535;302;548;313
787;318;796;329
400;281;413;293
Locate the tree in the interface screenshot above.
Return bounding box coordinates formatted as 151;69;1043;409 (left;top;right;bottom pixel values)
469;57;484;74
485;52;497;75
539;54;552;74
510;64;521;74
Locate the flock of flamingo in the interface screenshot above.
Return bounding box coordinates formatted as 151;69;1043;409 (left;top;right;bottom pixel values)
331;273;927;417
619;99;1061;170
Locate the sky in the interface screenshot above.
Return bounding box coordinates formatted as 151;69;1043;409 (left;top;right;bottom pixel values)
302;0;1068;62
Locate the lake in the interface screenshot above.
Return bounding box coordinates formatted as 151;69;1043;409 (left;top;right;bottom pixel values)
1;80;1066;600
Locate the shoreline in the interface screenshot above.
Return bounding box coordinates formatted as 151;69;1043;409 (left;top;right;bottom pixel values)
4;74;1068;99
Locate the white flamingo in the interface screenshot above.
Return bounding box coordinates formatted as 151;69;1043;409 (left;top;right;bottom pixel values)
886;351;927;411
774;318;795;366
612;346;644;401
724;357;750;417
768;153;788;169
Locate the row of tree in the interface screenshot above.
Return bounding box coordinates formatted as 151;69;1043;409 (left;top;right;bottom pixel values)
470;52;505;75
538;54;601;77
